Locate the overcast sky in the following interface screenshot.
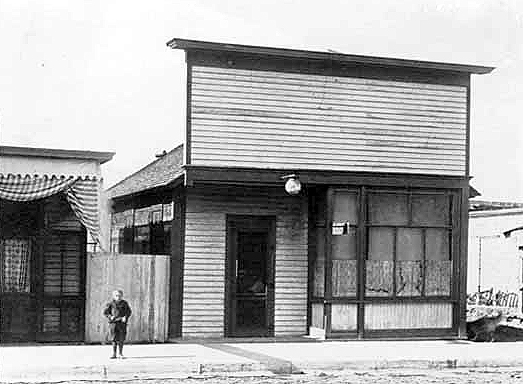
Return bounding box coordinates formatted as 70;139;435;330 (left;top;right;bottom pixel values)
0;0;521;201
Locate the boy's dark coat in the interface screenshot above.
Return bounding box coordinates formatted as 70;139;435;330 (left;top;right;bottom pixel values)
103;299;132;342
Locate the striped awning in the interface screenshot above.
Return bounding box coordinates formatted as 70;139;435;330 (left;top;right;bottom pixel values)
0;174;101;245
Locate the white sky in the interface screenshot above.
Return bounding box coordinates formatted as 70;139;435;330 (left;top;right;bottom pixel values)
0;0;521;201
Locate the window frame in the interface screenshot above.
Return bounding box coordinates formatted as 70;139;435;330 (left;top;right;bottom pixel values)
365;189;455;300
311;186;459;303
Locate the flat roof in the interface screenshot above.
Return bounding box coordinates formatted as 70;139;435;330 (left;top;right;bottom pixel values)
167;38;494;75
0;145;115;164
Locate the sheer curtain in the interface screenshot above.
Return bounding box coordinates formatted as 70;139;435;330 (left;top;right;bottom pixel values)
0;238;31;293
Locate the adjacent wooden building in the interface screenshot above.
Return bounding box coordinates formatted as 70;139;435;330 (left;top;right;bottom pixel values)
0;145;114;342
108;39;494;340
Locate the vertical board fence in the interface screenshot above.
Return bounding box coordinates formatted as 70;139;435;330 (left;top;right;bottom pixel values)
85;253;170;343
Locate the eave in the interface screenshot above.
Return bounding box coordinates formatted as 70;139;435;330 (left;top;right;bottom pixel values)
0;145;115;164
167;38;494;75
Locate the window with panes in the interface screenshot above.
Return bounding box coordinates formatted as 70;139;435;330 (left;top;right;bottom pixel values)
312;188;455;301
365;191;453;298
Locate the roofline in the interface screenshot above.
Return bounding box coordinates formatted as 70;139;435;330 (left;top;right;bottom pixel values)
470;207;523;218
166;38;495;75
0;145;115;164
106;143;184;194
110;173;185;201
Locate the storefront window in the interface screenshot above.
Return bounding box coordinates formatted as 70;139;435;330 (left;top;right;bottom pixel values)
366;193;452;298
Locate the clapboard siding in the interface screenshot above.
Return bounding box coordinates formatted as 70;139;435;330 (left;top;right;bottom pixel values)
183;186;308;338
190;66;467;175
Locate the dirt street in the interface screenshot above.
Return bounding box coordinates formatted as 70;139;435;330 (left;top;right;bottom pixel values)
56;368;523;384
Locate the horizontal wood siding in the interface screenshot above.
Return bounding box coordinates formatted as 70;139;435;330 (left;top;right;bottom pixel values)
183;186;308;338
190;66;467;175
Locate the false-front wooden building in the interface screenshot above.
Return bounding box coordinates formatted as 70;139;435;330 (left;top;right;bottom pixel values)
108;39;493;340
0;145;114;342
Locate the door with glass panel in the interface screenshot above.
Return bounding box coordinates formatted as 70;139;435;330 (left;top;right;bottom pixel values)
328;189;360;336
226;216;275;337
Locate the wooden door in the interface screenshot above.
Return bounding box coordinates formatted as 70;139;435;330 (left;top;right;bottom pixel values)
226;216;275;337
38;231;86;341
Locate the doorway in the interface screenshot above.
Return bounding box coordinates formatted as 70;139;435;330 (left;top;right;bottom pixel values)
226;216;275;337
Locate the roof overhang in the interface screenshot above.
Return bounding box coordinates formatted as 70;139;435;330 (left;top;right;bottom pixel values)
167;38;495;75
0;145;115;164
110;172;185;201
184;165;470;190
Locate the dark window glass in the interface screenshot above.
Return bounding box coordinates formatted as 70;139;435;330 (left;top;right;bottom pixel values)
366;227;394;297
333;191;359;224
331;228;357;260
396;228;423;261
133;225;150;254
121;227;134;253
163;223;172;255
412;194;449;226
365;192;453;298
368;227;394;261
425;228;450;261
368;193;408;225
150;222;165;254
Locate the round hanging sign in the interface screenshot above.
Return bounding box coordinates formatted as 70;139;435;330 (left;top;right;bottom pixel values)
284;177;302;195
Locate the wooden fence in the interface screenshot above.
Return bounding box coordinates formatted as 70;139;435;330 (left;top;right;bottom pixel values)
85;252;170;343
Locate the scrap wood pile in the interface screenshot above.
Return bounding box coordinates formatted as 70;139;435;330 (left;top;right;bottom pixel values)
467;289;523;342
467;288;519;307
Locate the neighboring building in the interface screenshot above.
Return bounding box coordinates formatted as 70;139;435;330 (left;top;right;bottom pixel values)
0;145;113;342
108;39;493;340
468;202;523;296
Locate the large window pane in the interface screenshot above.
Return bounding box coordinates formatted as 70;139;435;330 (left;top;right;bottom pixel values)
426;229;450;261
331;228;357;260
333;191;358;224
397;228;423;261
332;227;357;296
368;193;408;225
366;227;394;297
425;228;451;296
396;228;423;296
412;194;449;226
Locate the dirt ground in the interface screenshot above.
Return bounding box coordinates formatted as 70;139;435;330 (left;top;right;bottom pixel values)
56;368;523;384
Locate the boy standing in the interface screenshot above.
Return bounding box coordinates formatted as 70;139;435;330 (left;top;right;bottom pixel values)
103;289;132;359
